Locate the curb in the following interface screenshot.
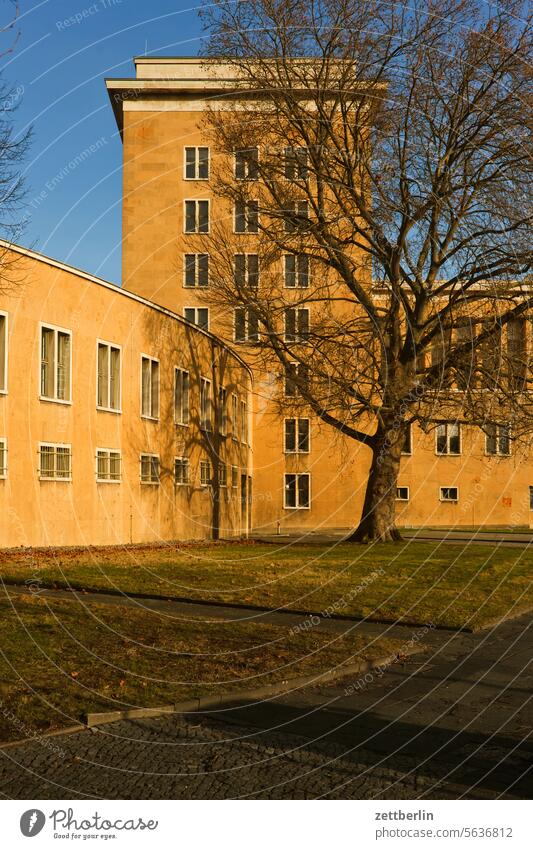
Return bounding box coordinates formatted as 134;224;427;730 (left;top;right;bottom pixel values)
83;649;420;728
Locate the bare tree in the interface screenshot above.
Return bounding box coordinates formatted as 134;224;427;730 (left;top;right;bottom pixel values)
200;0;533;541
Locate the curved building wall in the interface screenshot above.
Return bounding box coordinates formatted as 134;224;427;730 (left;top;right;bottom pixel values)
0;244;252;548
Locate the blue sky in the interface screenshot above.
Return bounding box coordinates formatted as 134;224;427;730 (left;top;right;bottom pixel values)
3;0;207;283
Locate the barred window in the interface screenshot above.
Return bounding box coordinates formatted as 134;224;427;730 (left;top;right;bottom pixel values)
174;457;189;485
39;444;72;480
40;325;71;402
96;449;121;482
140;454;159;484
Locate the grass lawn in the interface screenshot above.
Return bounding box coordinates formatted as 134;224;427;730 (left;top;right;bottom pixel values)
0;539;531;630
0;594;401;743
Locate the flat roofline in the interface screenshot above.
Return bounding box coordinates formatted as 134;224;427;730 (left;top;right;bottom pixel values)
0;240;252;378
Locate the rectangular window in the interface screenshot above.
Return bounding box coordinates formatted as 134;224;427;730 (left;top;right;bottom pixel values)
284;254;309;288
440;486;458;502
0;438;6;478
284;307;309;343
284;200;309;233
218;386;227;436
284;473;310;509
184;199;209;233
231;393;238;440
285;361;308;397
184;146;209;180
234;254;259;289
235;200;259;233
140;454;159;484
396;486;409;501
174;457;189;485
234;307;259;343
436;423;460;455
240;399;247;443
174;368;190;426
184;307;209;330
97;342;121;412
141;356;159;419
200;459;211;487
284;418;310;453
184;254;209;287
219;463;227;487
200;377;212;431
284;147;308;181
39;443;72;481
96;449;121;483
485;423;510;456
507;318;527;390
0;312;7;393
235;147;259;180
401;423;412;455
40;324;71;402
530;486;533;511
231;465;238;488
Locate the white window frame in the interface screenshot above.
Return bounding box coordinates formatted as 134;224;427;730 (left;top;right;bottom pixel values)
96;340;122;413
234;253;259;289
285;361;308;397
183;307;209;331
234;306;260;344
200;377;212;431
240;399;248;444
183;253;209;288
435;422;461;456
284;199;309;233
284;418;310;454
174;367;190;426
219;463;227;487
396;486;410;501
440;486;459;502
174;456;190;486
183;146;210;181
284;146;309;181
0;437;7;479
284;472;311;510
484;423;511;457
218;386;227;436
231;465;238;489
38;442;72;482
140;453;160;485
284;306;310;343
234;200;259;234
231;393;238;441
39;322;72;405
96;448;122;483
0;311;7;395
284;254;310;289
183;199;210;234
200;459;211;487
234;147;259;180
140;354;160;420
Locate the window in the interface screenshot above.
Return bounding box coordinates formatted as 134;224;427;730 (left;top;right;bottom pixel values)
396;486;409;501
240;399;247;443
530;486;533;511
218;387;227;436
174;368;190;426
219;463;227;487
0;438;6;478
284;418;310;453
184;200;209;233
235;148;258;180
174;457;189;485
284;473;310;509
141;356;159;419
200;459;211;487
39;444;71;481
184;146;209;180
40;324;71;402
235;200;259;233
285;361;308;397
284;200;309;233
235;254;259;289
284;147;308;181
231;393;238;439
140;454;159;484
0;311;7;393
184;254;209;287
234;307;259;343
184;307;209;330
485;423;510;456
436;422;460;455
440;486;458;502
284;254;309;288
96;449;121;482
97;342;121;412
507;318;527;390
200;377;212;431
285;307;309;343
231;465;238;488
401;423;412;455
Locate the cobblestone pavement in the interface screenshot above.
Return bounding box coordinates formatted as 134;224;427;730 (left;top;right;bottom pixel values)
1;612;531;800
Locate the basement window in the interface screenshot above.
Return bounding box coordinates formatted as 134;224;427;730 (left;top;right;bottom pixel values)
440;486;458;502
396;486;409;501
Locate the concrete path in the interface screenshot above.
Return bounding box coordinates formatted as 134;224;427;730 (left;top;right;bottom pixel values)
0;611;531;799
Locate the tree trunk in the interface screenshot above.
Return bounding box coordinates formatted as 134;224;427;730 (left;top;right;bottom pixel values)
347;420;403;543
